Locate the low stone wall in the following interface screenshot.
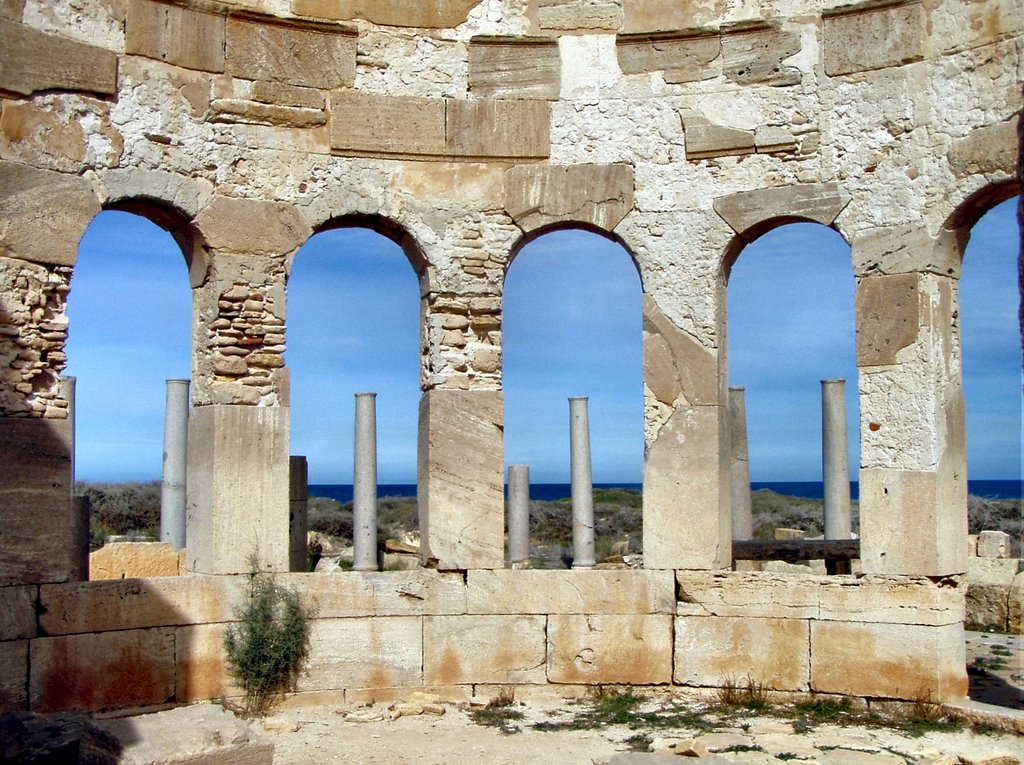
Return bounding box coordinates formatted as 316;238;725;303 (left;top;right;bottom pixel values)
0;569;967;714
964;531;1022;634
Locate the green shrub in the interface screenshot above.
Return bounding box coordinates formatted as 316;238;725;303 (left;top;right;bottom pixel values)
224;568;314;716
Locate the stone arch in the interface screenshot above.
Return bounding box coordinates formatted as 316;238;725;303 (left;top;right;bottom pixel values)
507;220;642;280
943;178;1021;255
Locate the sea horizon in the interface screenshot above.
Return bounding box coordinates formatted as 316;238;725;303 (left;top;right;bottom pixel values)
309;479;1022;504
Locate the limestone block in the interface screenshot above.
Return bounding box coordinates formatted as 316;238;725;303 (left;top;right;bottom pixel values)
466;569;675;614
209;99;327;128
330;91;447;157
674;615;810;691
125;0;225;73
175;623;238;702
965;557;1020;631
97;168;214;224
88;541;182;580
98;705;273;765
39;576;242;636
291;0;480;28
977;530;1012;558
682;113;755;159
535;0;622;32
299;617;423;691
0;585;36;640
621;0;727;32
0;417;75;586
446;99;550;159
548;614;673;684
643;405;730;570
948;118;1020;178
855;273;920;367
398;163;506;210
469;37;561;99
0;162;101;267
226;16;356;90
0;18;117;96
423;615;546;685
675;571;819;619
754;126;798;153
248;81;326;110
817;575;964;626
505;163;633;233
0;96;123;174
275;570;467;617
186;405;290;574
417;389;505;570
30;628;176;712
823;1;924;77
617;31;721;84
851;224;960;278
859;468;968;577
810;621;967;701
713;182;850;242
0;640;27;710
195;196;312;256
643;295;719;407
1008;572;1024;634
720;22;801;86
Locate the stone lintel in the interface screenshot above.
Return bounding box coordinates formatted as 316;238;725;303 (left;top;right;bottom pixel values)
0;417;74;586
0;18;117;96
713;182;851;241
417;389;505;570
125;0;226;73
822;0;924;76
810;620;967;701
466;569;676;614
469;36;561;100
851;222;960;278
186;405;290;574
505;163;634;233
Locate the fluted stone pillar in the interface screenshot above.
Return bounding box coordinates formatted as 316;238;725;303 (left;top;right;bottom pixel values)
160;378;189;550
507;464;530;566
821;379;851;540
353;392;378;572
569;397;596;569
728;386;753;540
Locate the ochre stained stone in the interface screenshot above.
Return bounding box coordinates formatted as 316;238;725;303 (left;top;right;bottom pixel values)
30;628;176;712
195;197;312;256
855;273;920;367
674;615;810;691
548;614;673;684
298;617;423;691
810;621;967;701
423;615;546;685
87;541;183;581
0;640;28;711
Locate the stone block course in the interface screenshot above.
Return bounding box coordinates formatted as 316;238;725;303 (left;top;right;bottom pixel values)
225;15;357;90
331;91;447;157
851;224;959;278
466;569;675;614
175;622;234;702
548;614;673;684
469;37;561;99
30;628;176;712
125;0;225;72
617;31;721;84
823;0;924;76
300;617;423;691
278;570;467;617
719;21;801;86
810;621;967;701
676;572;819;620
0;18;117;96
424;615;547;685
446;99;551;159
855;273;921;367
89;540;184;579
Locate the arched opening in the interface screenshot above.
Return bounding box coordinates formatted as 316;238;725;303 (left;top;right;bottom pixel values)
287;221;422;567
726;222;858;549
66;208;192;539
504;226;643;566
958;193;1022;707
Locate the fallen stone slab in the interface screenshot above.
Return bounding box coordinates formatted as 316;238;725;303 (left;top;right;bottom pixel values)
96;705;273;765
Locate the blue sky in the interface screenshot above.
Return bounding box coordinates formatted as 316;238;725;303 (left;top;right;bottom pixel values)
66;198;1020;484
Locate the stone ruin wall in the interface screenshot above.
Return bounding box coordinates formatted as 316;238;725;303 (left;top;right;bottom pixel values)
0;0;1020;713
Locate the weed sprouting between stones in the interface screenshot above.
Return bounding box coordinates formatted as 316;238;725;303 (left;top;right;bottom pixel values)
469;688;525;729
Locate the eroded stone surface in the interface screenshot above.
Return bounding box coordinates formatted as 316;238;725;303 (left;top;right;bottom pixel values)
548;614;674;684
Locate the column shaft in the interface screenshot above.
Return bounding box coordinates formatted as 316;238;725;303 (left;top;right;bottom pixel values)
161;379;190;550
507;464;530;565
821;379;851;540
353;392;378;571
569;397;596;568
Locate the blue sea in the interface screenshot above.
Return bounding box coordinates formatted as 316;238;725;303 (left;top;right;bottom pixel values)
309;479;1022;504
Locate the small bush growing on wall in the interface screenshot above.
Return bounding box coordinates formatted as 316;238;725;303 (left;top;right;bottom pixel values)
224;567;314;716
